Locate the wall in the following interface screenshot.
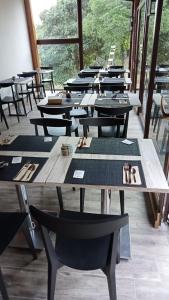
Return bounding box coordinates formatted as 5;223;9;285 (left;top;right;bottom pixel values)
0;0;33;80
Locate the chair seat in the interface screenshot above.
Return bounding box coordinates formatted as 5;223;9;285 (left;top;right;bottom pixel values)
41;79;52;83
1;96;23;103
70;108;88;118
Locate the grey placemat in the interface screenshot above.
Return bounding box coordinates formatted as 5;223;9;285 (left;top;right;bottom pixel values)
95;98;129;106
71;78;94;85
75;138;140;156
102;78;125;84
64;159;146;187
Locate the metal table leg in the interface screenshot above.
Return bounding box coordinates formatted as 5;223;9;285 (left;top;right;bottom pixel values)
101;188;131;259
15;185;43;252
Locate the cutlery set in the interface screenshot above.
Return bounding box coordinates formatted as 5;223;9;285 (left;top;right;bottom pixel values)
14;163;38;182
123;163;138;184
79;137;87;148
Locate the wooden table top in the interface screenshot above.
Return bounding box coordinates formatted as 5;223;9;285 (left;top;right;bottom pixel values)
38;92;140;108
0;136;168;193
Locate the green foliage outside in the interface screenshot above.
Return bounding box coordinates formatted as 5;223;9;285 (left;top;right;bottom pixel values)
36;0;131;85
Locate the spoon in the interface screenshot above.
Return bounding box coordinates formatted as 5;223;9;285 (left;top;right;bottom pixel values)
131;167;136;183
124;163;129;183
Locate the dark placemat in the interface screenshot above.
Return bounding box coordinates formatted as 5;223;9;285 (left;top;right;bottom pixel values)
95;98;129;106
0;156;47;182
0;136;58;152
102;78;125;84
62;96;83;106
71;78;94;84
108;69;125;73
75;138;140;156
64;158;146;187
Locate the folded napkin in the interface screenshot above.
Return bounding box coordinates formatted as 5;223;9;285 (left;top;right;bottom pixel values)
77;137;92;148
0;135;16;145
14;163;39;182
123;165;141;185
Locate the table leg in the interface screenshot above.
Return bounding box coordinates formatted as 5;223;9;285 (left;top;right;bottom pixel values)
15;185;43;252
101;188;131;259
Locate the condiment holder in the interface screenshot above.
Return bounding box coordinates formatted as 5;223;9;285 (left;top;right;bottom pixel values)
61;143;73;156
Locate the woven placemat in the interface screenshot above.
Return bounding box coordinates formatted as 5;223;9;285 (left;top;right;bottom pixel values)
102;78;125;84
75;138;140;156
95;98;129;106
0;136;58;152
0;156;47;182
64;158;146;187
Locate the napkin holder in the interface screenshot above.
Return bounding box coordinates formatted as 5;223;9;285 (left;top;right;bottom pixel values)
48;96;63;105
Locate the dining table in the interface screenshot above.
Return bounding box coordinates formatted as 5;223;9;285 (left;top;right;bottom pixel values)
0;134;168;258
37;92;141;109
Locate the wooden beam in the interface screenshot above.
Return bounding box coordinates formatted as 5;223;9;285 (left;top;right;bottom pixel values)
77;0;83;70
24;0;40;69
37;38;79;45
144;0;164;138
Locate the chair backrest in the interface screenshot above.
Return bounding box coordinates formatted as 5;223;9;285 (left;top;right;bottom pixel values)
37;105;72;119
30;206;128;240
89;65;103;69
94;105;133;137
30;205;128;271
79;116;125;138
78;72;97;78
18;71;37;78
0;82;16;101
64;85;90;93
108;65;124;69
40;66;53;70
100;83;126;93
30;118;72;136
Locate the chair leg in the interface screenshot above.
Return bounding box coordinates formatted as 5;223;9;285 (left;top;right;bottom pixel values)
0;267;9;300
80;188;85;212
74;127;79;137
28;93;33;111
56;187;64;212
1;110;8;129
119;191;124;215
48;263;57;300
106;271;117;300
13;102;20;122
22;100;27;116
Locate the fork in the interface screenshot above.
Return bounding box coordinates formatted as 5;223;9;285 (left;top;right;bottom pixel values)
14;161;31;179
24;164;36;181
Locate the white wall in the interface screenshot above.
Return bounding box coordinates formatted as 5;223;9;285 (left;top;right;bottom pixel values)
0;0;33;80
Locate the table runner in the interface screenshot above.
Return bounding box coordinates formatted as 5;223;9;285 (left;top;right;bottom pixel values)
0;136;58;152
75;138;140;156
0;156;47;182
64;158;146;187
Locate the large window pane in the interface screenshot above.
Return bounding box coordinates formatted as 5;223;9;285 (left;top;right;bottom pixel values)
82;0;131;67
31;0;78;39
38;44;79;85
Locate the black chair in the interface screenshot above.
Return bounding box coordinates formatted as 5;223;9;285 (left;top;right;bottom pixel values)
37;105;79;137
20;71;46;101
100;83;126;94
108;65;124;69
0;212;27;299
40;66;55;93
89;65;103;69
64;84;91;93
94;105;133;138
78;71;98;78
30;118;72;137
30;205;128;300
0;81;27;122
79;116;125;138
